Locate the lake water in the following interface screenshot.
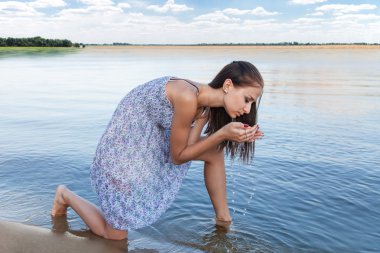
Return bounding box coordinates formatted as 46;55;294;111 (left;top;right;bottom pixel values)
0;46;379;252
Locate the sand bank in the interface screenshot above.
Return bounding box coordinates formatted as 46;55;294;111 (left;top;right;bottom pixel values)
0;220;155;253
86;45;380;50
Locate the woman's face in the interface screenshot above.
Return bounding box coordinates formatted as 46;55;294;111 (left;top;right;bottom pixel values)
223;80;262;119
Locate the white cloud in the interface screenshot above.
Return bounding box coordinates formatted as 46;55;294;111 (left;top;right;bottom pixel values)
0;1;34;12
252;7;279;16
307;11;324;16
334;13;380;22
293;17;324;24
0;0;379;44
147;0;193;13
194;11;240;23
316;4;377;15
127;1;148;8
222;7;279;16
77;0;114;6
128;12;143;17
1;11;379;44
29;0;67;9
222;8;250;15
290;0;327;5
117;3;131;9
243;19;277;27
0;1;42;17
56;5;122;17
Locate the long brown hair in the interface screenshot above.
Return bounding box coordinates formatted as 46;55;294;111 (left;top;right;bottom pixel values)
204;61;264;162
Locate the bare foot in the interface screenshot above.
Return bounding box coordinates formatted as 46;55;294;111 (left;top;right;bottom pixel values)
51;185;69;216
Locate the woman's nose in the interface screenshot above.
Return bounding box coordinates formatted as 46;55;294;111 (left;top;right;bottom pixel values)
244;104;251;114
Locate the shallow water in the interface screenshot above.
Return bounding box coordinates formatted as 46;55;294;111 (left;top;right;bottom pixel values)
0;46;379;252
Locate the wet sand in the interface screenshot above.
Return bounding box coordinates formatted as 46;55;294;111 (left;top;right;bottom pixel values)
0;220;157;253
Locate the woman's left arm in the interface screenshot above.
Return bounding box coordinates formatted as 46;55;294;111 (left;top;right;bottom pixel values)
187;117;208;145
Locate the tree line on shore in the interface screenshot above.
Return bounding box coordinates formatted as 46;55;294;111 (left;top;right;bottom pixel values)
1;37;377;47
0;37;84;47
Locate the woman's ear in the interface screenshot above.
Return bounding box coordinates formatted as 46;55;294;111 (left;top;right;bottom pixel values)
222;79;233;94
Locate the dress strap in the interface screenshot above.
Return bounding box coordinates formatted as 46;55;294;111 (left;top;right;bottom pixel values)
169;77;199;93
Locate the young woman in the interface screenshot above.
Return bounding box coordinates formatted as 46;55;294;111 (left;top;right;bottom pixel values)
51;61;264;240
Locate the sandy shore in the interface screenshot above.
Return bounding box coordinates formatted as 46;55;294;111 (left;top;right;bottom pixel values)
0;220;155;253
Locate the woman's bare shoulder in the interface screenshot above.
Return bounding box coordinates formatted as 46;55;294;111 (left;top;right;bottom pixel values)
166;79;198;105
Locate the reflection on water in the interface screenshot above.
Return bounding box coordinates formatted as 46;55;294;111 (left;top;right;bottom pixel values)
174;225;272;253
0;47;380;252
51;216;161;253
0;47;80;59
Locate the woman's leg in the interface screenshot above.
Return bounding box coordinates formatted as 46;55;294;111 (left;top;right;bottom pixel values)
203;149;232;224
51;185;128;240
192;136;231;224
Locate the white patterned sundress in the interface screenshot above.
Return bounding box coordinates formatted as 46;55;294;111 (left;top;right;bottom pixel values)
90;76;191;230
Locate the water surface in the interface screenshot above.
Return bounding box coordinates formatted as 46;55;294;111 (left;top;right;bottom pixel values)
0;46;379;252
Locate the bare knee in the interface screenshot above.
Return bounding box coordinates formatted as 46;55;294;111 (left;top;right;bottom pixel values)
204;148;224;165
102;223;128;240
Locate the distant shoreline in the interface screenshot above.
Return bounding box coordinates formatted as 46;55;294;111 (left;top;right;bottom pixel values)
2;37;378;49
86;44;380;49
1;45;380;50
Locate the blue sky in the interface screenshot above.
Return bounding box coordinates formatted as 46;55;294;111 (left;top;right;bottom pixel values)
0;0;379;44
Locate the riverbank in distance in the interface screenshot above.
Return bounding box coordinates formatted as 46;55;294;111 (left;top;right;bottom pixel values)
83;44;380;51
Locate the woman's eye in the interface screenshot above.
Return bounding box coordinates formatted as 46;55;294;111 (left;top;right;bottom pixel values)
245;97;256;103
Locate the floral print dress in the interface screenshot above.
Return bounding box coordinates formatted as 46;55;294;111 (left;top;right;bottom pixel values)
90;76;191;230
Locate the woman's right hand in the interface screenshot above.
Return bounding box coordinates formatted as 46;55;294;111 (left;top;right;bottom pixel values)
220;122;259;143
